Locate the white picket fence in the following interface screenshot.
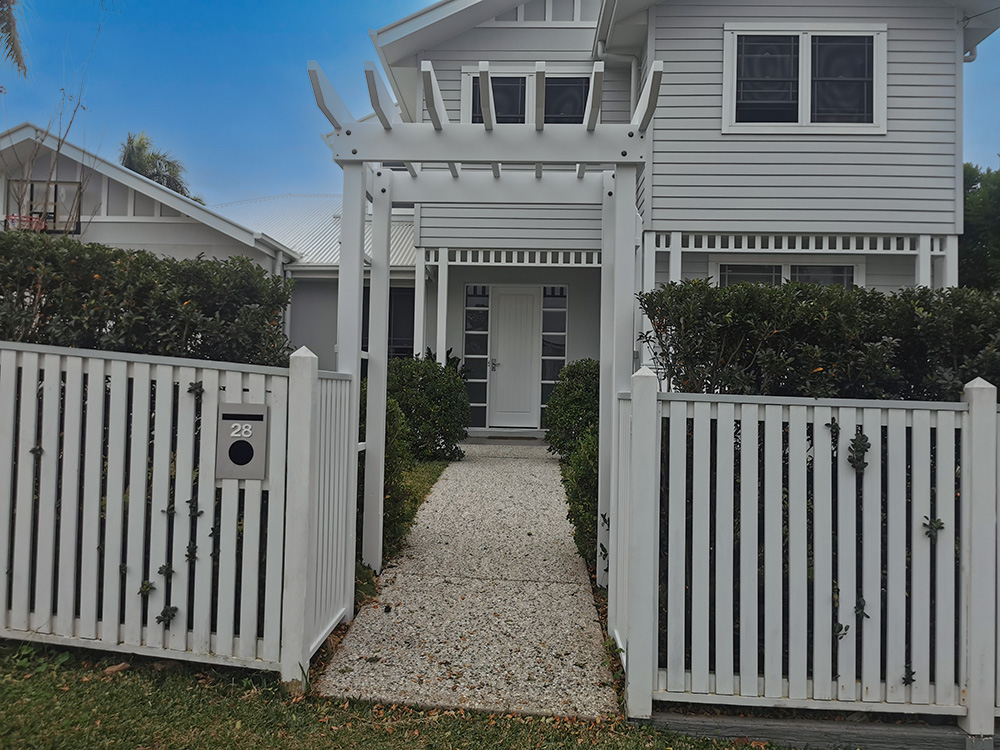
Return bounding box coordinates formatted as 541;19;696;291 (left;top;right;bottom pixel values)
0;341;356;683
612;368;999;739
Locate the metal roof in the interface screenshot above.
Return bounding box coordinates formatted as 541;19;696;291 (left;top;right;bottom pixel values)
212;193;416;268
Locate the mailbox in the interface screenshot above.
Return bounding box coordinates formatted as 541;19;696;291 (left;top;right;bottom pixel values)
216;403;269;480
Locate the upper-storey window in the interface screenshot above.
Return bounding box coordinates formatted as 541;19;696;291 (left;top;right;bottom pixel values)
465;67;591;125
723;23;887;135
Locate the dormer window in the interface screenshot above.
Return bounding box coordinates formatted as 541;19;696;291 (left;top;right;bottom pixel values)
723;23;886;135
472;77;527;123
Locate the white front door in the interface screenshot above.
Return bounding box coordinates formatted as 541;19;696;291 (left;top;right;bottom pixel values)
487;286;542;428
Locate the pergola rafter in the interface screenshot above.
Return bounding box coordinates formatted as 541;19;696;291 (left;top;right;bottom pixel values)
311;62;661;648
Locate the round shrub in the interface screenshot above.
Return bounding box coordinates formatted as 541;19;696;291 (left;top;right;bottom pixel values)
545;358;600;459
387;356;469;460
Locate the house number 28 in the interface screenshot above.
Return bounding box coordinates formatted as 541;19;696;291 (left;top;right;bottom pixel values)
230;423;254;438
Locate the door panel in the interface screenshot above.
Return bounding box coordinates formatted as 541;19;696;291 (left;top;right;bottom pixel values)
488;287;542;428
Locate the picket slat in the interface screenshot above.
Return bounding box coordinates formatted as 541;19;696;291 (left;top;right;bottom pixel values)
763;404;782;698
836;407;858;701
102;359;129;645
263;375;289;662
0;350;18;631
168;366;198;653
79;358;107;640
32;354;63;633
215;371;245;658
861;408;882;702
910;410;932;704
738;403;759;698
191;369;220;654
786;405;808;700
11;352;40;631
885;409;908;703
123;363;152;646
145;365;176;649
54;357;84;637
811;405;834;701
238;374;266;661
713;402;736;696
665;400;687;691
691;402;711;693
934;411;957;706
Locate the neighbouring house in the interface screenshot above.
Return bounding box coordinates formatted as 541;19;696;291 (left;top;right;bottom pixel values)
0;123;297;272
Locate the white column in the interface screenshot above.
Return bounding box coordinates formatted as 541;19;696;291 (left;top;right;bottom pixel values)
959;378;997;739
436;249;449;365
669;230;683;282
413;249;426;356
280;347;318;687
613;164;638;395
626;366;659;719
597;172;615;589
943;235;959;288
363;169;392;572
916;234;932;287
338;163;366;596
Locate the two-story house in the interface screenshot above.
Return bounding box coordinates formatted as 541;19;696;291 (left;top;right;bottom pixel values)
305;0;997;436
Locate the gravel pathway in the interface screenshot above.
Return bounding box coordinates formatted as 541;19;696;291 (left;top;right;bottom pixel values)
316;442;619;718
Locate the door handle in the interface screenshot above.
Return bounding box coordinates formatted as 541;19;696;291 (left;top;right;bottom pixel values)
490;358;501;372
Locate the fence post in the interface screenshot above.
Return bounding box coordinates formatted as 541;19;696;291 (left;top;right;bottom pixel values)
280;347;318;689
626;366;659;718
960;377;997;743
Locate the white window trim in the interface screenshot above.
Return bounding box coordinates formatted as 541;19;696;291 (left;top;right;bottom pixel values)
479;0;596;28
460;63;595;125
708;255;866;287
722;22;888;136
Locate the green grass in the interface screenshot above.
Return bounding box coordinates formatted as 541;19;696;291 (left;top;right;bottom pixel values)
0;641;798;750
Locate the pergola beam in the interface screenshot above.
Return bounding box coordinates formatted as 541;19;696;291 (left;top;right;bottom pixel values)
326;122;645;165
420;61;450;131
389;170;606;205
365;61;400;130
478;62;496;131
308;61;355;131
631;60;663;134
585;61;605;132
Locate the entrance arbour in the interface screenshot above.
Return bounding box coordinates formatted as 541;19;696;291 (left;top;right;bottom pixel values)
310;57;663;714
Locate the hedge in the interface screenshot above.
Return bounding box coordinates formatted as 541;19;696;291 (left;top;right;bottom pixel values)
639;280;1000;401
0;231;293;366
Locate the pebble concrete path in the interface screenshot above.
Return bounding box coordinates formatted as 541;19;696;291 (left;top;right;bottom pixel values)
316;442;619;718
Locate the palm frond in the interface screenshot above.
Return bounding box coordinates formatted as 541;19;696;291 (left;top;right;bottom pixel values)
0;0;27;78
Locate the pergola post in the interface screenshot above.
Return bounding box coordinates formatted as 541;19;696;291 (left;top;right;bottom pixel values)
436;250;449;365
917;234;932;287
413;249;426;356
362;169;392;571
338;163;367;584
597;172;616;589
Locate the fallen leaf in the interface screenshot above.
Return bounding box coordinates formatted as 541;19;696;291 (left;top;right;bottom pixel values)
103;662;130;676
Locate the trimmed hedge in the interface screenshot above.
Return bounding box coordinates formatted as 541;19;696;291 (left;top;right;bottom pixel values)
544;358;600;460
387;356;469;460
639;280;1000;401
563;423;600;565
0;231;293;366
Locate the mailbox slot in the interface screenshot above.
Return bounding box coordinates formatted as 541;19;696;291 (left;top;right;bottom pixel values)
216;403;269;480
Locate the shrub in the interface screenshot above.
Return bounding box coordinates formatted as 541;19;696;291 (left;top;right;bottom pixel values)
545;358;600;459
0;231;293;366
562;423;600;566
639;280;1000;401
387;356;469;460
358;381;416;564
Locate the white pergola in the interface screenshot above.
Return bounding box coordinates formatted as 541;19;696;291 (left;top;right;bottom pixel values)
309;59;663;583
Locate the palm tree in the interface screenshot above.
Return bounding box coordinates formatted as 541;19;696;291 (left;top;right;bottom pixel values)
1;0;27;78
119;132;203;203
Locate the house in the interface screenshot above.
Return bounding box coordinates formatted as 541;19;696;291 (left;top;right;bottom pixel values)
0;123;298;273
310;0;998;436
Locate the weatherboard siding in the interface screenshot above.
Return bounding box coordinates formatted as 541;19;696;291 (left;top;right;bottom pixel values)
415;23;623;250
650;0;961;235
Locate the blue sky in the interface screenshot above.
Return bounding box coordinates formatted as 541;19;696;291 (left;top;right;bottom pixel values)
2;0;998;205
